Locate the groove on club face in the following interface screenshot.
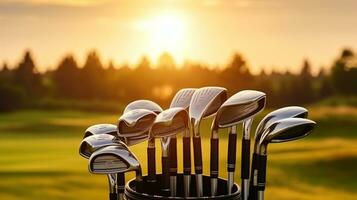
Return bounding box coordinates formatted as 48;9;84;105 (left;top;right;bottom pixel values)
170;88;197;109
91;154;129;172
123;100;163;114
83;123;118;138
118;109;157;138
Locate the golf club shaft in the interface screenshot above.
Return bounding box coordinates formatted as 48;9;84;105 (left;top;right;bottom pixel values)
227;126;237;194
193;136;203;197
210;130;219;196
147;138;156;193
162;154;170;195
242;119;253;200
169;136;178;196
257;154;267;200
249;153;259;200
117;173;125;200
182;132;191;197
108;174;117;200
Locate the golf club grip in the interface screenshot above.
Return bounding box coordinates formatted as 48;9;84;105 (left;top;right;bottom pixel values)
117;173;125;195
257;154;267;191
241;139;251;179
227;133;237;172
162;156;170;190
193;136;203;174
110;193;117;200
147;147;156;182
210;137;219;178
182;137;191;175
249;153;259;200
169;137;178;176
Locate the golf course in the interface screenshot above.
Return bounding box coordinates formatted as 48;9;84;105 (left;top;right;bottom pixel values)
0;105;356;200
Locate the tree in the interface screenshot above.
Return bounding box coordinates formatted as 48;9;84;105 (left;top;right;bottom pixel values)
13;50;42;97
79;50;106;99
331;48;357;95
53;55;80;98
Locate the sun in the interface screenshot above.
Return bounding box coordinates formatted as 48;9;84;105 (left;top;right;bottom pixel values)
135;14;186;62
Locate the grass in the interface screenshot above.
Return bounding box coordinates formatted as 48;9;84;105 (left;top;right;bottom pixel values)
0;106;356;200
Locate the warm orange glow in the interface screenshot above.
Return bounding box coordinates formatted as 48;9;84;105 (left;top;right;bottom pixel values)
135;14;186;62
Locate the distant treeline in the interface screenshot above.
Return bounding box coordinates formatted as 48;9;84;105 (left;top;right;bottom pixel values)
0;49;356;111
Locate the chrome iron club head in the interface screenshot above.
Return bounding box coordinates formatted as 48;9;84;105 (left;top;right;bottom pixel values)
189;86;227;197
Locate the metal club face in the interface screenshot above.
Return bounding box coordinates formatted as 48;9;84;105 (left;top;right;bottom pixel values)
123;100;163;114
215;90;266;128
255;106;308;147
118;109;157;138
170;88;197;110
89;145;141;175
258;118;316;155
83;124;118;139
79;134;126;159
189;86;227;133
151;107;189;138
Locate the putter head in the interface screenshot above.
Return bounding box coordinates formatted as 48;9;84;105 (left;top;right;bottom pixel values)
189;86;227;134
89;145;141;175
151;107;189;138
124;100;163;114
79;134;127;159
83;124;118;139
258;118;316;155
255;106;308;145
118;109;157;138
170;88;197;110
215;90;266;128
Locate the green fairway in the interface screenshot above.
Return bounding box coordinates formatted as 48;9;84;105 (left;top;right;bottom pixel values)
0;107;356;200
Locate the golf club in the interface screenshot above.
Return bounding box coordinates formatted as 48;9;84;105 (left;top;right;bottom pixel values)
249;106;308;200
212;90;266;198
89;145;143;193
124;100;163;114
83;123;118;138
117;108;157;194
169;88;197;197
150;107;189;196
256;118;316;200
79;133;126;200
189;86;227;197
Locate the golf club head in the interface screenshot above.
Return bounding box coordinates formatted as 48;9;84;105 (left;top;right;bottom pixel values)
215;90;266;128
258;118;316;155
122;134;150;146
254;106;308;150
151;107;189;138
170;88;197;110
124;100;163;114
189;86;227;134
118;109;157;138
83;124;118;139
89;145;141;175
79;134;127;159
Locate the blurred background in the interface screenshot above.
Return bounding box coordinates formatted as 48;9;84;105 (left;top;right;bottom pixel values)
0;0;356;199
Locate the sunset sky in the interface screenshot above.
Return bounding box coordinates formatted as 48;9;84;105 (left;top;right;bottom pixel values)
1;0;357;73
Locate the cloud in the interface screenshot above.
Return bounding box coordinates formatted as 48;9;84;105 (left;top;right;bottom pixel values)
0;0;113;7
